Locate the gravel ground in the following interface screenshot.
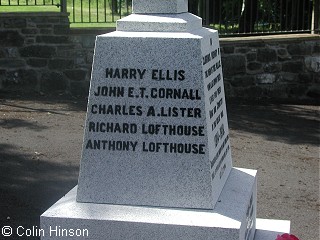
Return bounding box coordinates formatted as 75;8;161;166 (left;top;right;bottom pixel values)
0;94;319;240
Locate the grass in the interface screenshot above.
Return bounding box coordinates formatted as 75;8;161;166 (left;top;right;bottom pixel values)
0;6;59;12
0;0;132;28
0;1;289;32
210;22;284;35
70;22;116;28
67;0;131;26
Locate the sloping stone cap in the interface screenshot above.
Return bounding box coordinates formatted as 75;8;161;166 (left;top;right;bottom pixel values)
117;13;202;32
133;0;188;14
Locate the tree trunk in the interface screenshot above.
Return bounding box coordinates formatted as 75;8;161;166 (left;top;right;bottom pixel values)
188;0;199;15
110;0;119;14
239;0;258;33
280;0;312;31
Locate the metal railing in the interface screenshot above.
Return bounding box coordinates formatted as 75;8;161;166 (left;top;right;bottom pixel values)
1;0;318;35
67;0;131;24
0;0;62;8
193;0;316;35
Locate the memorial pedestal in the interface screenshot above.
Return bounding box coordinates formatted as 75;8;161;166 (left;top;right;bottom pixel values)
41;168;257;240
41;1;291;239
76;28;233;209
41;168;290;240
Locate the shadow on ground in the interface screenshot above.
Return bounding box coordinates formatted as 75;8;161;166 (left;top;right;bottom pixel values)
0;91;88;113
0;118;49;131
0;145;78;240
227;102;319;146
0;94;318;239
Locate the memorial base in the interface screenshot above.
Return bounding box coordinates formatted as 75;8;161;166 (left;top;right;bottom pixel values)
255;219;291;240
40;167;288;240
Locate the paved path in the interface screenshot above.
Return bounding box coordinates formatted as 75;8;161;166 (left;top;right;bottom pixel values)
0;95;318;239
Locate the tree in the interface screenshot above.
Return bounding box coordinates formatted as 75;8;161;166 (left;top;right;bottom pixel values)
239;0;258;33
109;0;132;14
188;0;200;14
280;0;313;31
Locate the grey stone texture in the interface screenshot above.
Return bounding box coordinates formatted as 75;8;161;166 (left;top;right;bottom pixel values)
42;168;260;240
287;43;313;55
36;35;69;44
220;35;320;102
41;2;269;238
133;0;188;14
40;71;66;92
117;13;202;32
77;26;233;210
257;48;277;62
39;1;294;238
19;45;56;58
0;13;319;102
0;30;24;47
221;55;246;75
64;69;88;81
4;18;27;28
0;12;92;95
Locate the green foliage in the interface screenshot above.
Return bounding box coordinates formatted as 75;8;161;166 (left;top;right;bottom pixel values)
0;0;60;12
0;0;57;4
0;0;132;27
0;0;313;32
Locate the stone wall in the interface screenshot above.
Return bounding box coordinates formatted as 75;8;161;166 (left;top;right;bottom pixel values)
0;12;101;96
0;13;69;93
0;12;319;102
220;35;320;102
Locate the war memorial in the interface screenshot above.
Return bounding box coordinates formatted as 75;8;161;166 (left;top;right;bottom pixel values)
41;1;291;239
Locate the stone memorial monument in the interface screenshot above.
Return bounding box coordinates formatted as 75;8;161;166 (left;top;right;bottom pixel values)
41;0;291;239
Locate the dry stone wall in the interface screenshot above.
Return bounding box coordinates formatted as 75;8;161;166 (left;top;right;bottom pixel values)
0;12;94;96
0;12;319;102
220;36;320;102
